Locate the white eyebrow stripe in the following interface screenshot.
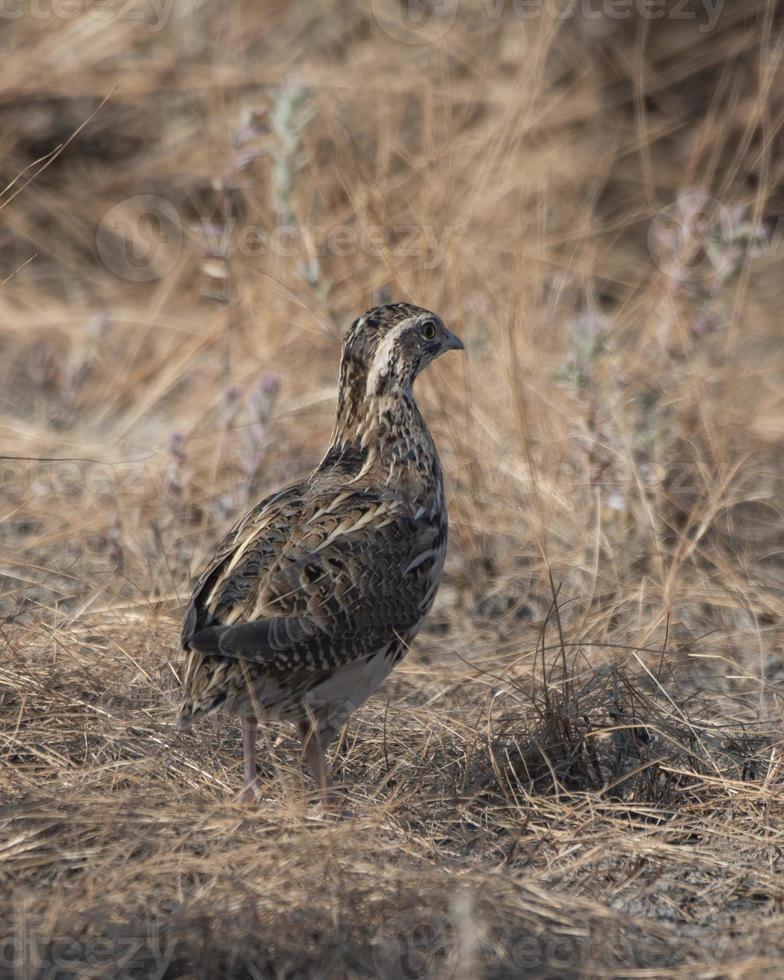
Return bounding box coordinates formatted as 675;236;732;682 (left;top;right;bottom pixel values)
365;320;412;396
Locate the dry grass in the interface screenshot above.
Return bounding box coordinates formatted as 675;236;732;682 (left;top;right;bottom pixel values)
2;1;784;976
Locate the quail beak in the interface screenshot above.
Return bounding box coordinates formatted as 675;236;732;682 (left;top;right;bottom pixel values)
441;329;465;353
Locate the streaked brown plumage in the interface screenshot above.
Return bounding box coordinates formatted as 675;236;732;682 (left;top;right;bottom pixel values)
178;303;463;802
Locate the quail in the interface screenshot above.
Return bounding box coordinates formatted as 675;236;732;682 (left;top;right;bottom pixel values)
178;303;463;803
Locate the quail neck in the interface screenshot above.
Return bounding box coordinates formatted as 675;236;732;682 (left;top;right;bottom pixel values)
326;304;462;500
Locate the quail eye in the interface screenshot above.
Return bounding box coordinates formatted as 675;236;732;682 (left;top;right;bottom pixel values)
421;319;437;341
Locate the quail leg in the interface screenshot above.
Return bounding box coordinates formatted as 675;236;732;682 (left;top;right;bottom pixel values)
300;722;336;811
241;714;260;801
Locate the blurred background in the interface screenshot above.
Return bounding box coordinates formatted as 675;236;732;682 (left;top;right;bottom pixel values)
2;1;784;976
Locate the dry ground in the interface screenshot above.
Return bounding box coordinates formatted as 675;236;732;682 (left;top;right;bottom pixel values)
1;2;784;977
